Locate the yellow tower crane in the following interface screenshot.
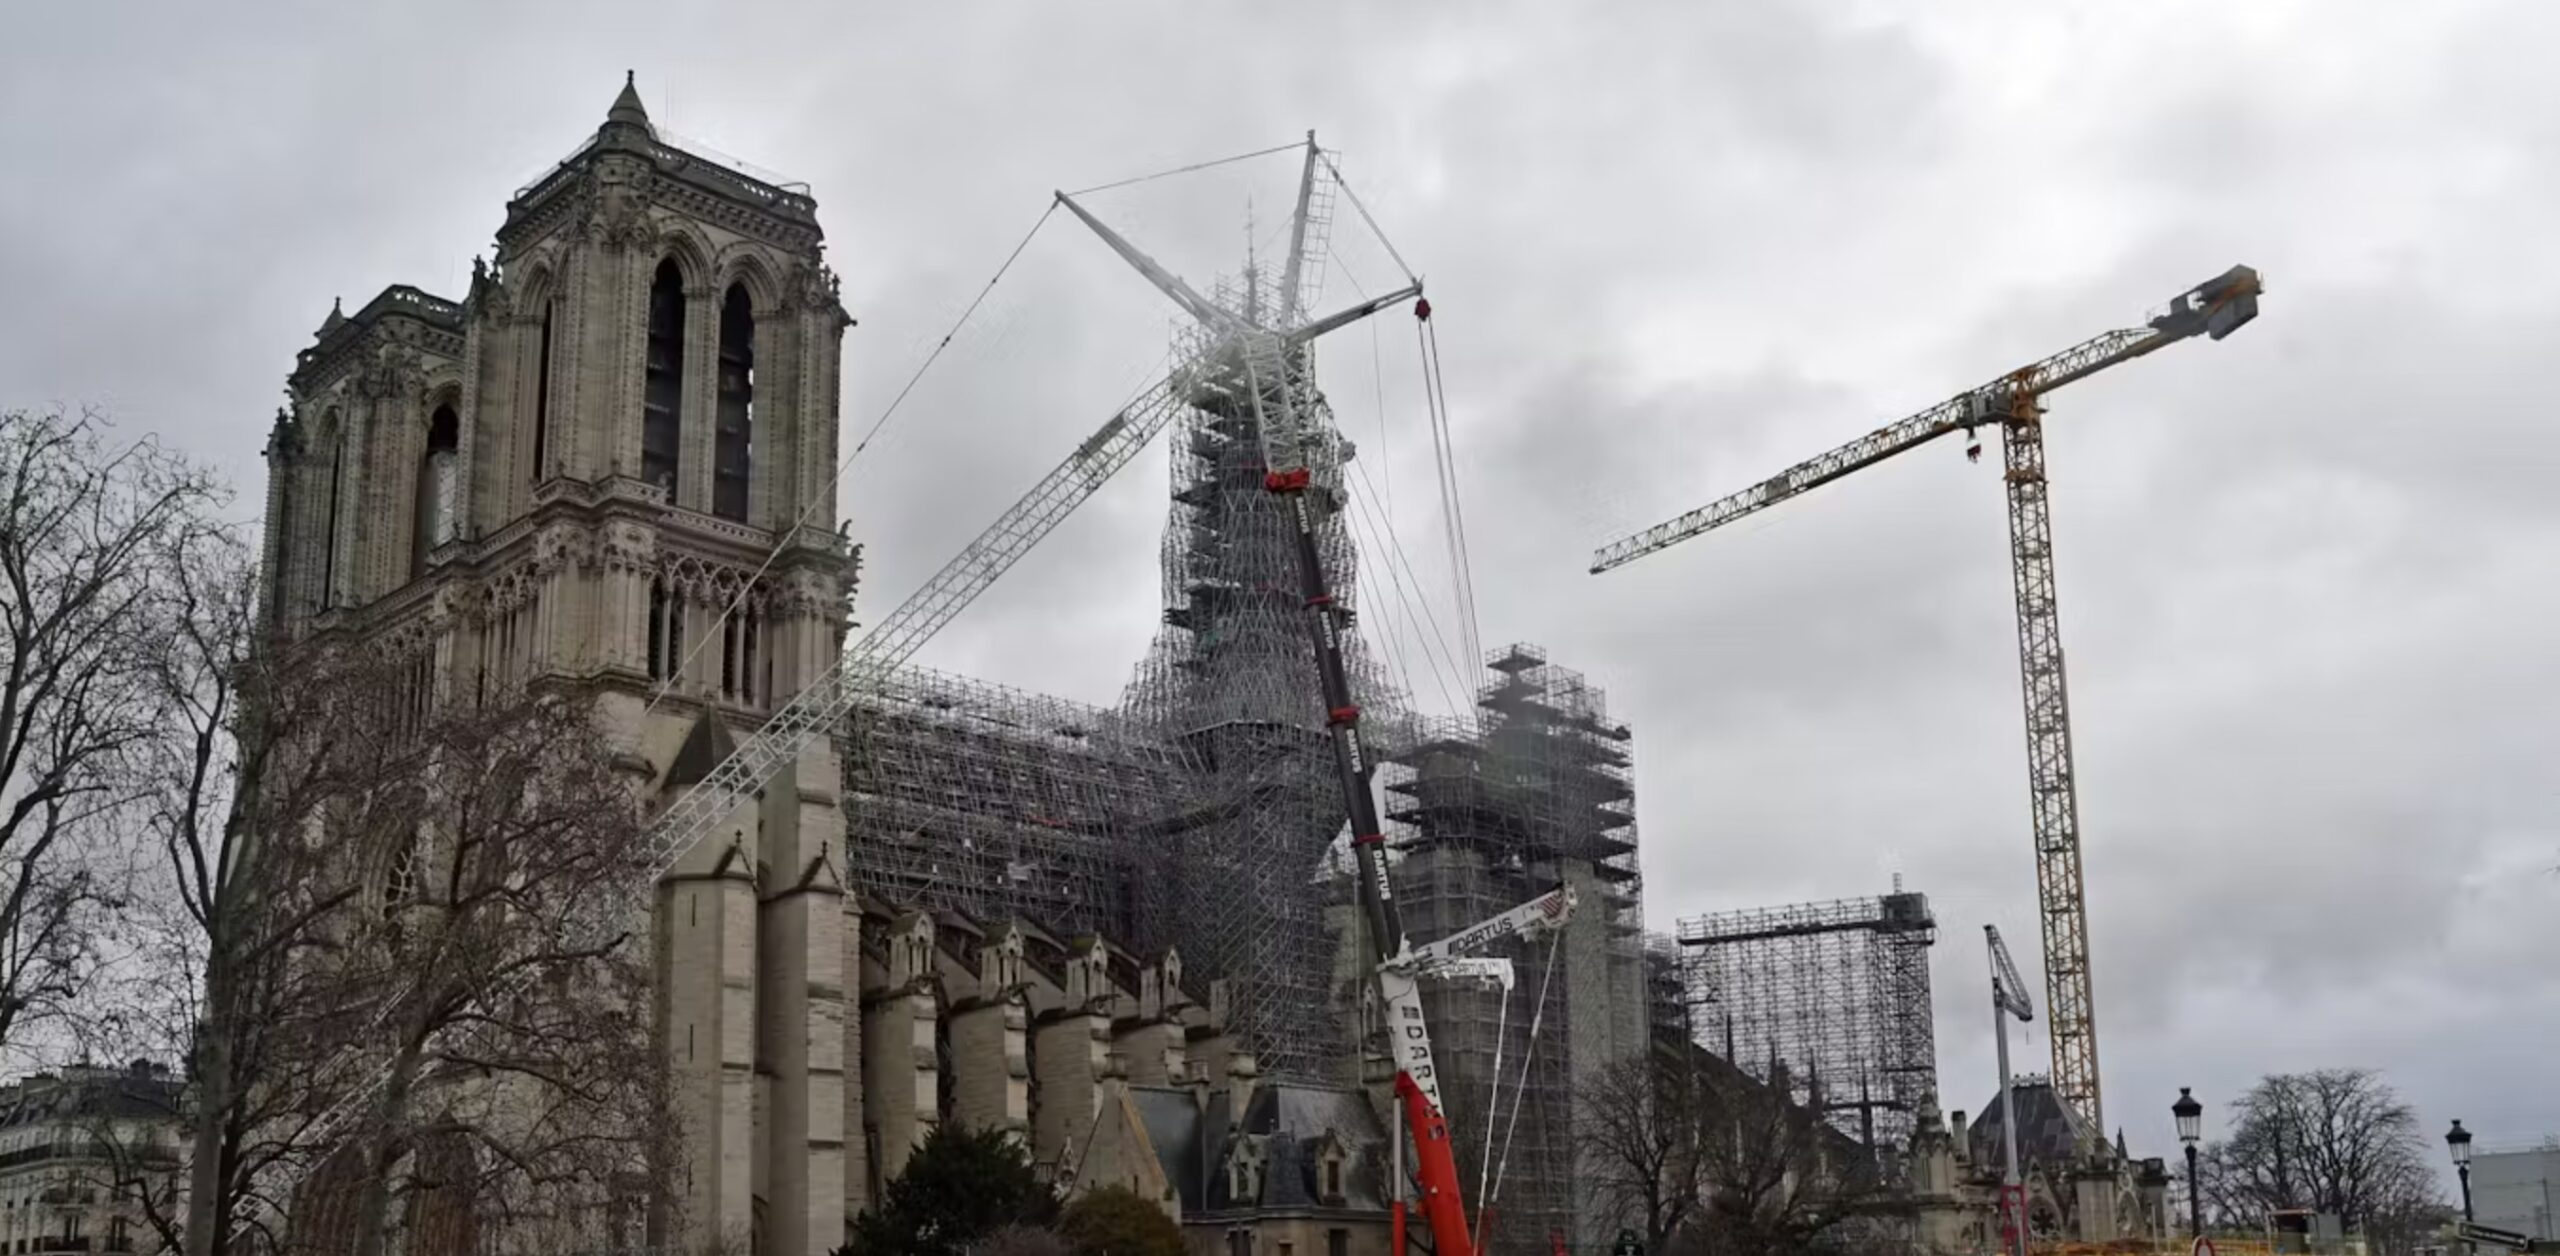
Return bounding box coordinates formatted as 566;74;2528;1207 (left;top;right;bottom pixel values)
1590;265;2264;1139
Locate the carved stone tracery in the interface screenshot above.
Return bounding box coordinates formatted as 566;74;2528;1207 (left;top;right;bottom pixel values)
657;549;772;615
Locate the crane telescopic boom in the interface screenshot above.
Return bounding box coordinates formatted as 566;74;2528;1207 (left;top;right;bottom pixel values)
1986;925;2035;1256
1063;138;1495;1256
1260;341;1481;1256
1246;314;1571;1256
1590;265;2262;1142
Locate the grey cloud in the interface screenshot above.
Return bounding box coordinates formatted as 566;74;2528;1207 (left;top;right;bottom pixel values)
6;0;2553;1163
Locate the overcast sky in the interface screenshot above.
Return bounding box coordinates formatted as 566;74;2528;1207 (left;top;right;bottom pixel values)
6;0;2554;1171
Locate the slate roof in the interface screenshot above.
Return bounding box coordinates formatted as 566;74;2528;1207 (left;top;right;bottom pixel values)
0;1063;180;1128
1131;1085;1206;1209
1241;1085;1390;1212
1968;1077;2094;1169
1130;1081;1390;1217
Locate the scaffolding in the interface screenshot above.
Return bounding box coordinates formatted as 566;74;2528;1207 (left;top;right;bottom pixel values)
1387;644;1647;1256
1110;249;1417;1084
838;665;1195;942
834;185;1659;1251
1677;889;1939;1154
1643;932;1690;1047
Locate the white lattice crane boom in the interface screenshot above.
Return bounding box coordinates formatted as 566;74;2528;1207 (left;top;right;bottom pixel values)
1987;923;2034;1023
1591;265;2263;1141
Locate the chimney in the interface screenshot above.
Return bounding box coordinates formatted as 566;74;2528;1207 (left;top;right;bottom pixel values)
1227;1050;1260;1126
1208;977;1233;1030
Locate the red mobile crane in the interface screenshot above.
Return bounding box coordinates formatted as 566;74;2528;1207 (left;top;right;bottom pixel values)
1258;316;1574;1256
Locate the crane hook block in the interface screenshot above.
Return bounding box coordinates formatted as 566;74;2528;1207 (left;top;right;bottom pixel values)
1265;468;1312;494
1414;297;1432;321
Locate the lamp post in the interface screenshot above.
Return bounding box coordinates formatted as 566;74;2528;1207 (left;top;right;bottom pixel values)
2448;1119;2475;1223
2174;1087;2205;1240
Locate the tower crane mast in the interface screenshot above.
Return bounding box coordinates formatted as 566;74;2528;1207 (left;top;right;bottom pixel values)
1591;265;2263;1140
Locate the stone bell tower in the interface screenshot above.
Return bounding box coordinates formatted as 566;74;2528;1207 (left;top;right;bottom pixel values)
259;74;857;1256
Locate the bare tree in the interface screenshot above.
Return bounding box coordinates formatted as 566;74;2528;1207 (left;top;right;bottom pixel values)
0;408;222;1055
98;517;382;1256
1578;1048;1715;1256
1577;1043;1893;1256
287;658;674;1256
1690;1068;1892;1256
78;497;671;1256
2200;1069;2443;1254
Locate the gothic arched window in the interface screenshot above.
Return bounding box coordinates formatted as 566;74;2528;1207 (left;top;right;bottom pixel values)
642;259;685;496
320;409;346;608
713;283;754;521
413;404;460;576
531;299;556;483
647;577;683;682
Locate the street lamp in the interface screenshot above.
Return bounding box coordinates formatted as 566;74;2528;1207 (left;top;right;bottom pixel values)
2447;1119;2475;1222
2174;1088;2205;1239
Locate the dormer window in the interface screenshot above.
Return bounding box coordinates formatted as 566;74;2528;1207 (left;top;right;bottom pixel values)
1314;1135;1348;1204
1224;1138;1268;1208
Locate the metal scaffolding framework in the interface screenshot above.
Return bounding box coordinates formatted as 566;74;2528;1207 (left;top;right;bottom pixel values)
1677;889;1939;1154
1115;257;1409;1082
837;665;1196;940
829;158;1657;1255
1387;644;1648;1256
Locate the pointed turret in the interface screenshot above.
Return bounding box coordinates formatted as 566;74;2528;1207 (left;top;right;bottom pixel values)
316;296;344;338
262;406;301;460
604;70;654;138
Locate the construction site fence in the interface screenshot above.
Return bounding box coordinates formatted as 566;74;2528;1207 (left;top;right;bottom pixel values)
2030;1240;2366;1256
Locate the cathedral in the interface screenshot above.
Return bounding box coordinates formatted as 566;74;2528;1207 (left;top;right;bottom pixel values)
259;78;1651;1256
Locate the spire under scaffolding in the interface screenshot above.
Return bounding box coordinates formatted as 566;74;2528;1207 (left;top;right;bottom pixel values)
830;141;1655;1253
1115;202;1403;1081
